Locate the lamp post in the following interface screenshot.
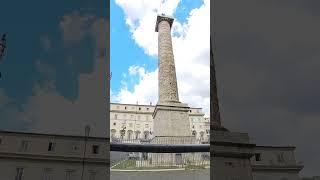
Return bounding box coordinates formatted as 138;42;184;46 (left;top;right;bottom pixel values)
0;34;7;79
0;34;6;60
81;125;90;180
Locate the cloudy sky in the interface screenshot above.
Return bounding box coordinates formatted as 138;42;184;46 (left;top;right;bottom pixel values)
213;0;320;176
110;0;210;116
0;1;108;137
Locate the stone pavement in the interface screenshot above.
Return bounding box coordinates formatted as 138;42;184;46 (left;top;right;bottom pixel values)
110;169;209;180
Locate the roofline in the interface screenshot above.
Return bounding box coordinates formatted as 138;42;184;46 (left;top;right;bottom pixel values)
0;130;108;141
110;102;205;109
110;102;154;107
255;145;296;150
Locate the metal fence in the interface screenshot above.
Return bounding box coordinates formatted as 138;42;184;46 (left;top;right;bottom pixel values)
110;136;210;170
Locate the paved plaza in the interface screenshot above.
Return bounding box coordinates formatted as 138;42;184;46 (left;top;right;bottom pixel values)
110;169;210;180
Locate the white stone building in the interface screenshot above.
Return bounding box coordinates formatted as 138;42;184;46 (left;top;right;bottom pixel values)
0;131;108;180
251;146;304;180
110;103;210;143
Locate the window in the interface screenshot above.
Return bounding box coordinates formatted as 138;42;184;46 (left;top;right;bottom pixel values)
114;114;118;119
125;106;127;110
189;110;192;112
192;130;197;136
48;142;55;152
92;145;99;154
116;106;119;109
192;125;195;129
15;168;24;180
43;168;53;180
111;129;116;138
146;107;149;111
145;124;149;128
89;171;97;180
19;140;30;152
130;115;134;119
71;143;79;152
255;153;261;161
65;170;75;180
0;138;2;145
138;107;141;110
277;152;285;162
113;122;116;126
225;162;233;166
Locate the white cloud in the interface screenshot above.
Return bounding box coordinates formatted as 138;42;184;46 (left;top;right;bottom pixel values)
114;0;210;116
114;66;158;106
21;13;108;137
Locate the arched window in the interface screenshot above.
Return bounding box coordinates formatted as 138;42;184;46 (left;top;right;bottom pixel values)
192;130;197;136
120;129;125;139
127;130;133;140
111;129;116;138
144;131;149;139
135;131;141;139
200;131;205;141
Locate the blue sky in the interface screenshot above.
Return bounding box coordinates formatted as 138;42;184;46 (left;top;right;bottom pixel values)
110;0;157;92
110;0;204;97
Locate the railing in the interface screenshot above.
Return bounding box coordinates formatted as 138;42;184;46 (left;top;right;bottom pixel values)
110;136;210;170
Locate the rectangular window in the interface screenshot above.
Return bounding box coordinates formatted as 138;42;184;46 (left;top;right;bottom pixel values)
19;140;30;152
92;145;99;154
71;143;79;152
65;170;75;180
48;142;55;152
277;152;285;162
43;168;53;180
15;168;24;180
89;171;97;180
255;153;261;161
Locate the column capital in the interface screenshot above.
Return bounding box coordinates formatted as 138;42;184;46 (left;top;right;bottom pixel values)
155;14;174;32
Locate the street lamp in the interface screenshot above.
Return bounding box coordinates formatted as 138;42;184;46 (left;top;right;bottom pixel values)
0;34;7;79
81;125;90;180
0;34;6;60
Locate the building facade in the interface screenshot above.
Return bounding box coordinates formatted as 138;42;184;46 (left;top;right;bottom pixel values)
251;146;304;180
0;131;108;180
110;103;210;143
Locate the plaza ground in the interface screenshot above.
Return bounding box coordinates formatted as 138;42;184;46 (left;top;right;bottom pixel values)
110;169;210;180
